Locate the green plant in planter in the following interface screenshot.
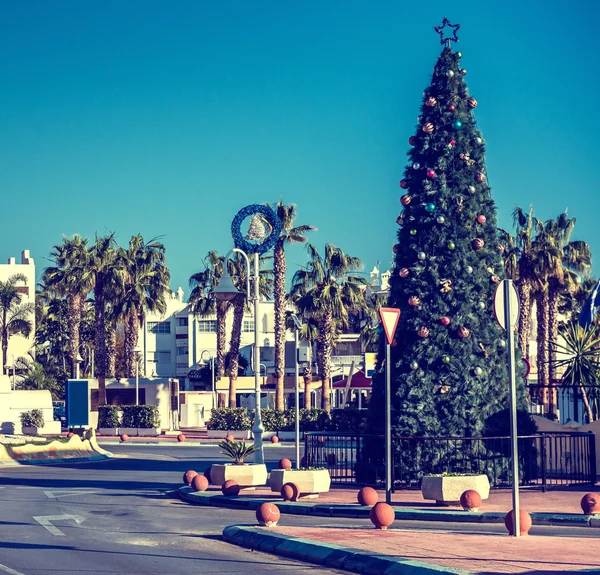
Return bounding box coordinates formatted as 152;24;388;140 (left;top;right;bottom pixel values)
218;440;259;465
20;409;44;428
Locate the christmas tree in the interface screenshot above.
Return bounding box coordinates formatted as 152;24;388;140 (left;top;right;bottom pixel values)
369;20;525;439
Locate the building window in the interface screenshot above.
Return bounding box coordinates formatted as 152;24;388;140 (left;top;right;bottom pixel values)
151;351;171;363
198;320;216;332
243;320;254;332
177;317;188;327
147;321;171;334
176;347;189;356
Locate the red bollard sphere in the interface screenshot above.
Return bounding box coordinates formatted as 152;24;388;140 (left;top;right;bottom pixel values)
278;458;292;470
281;482;299;502
225;434;234;442
222;479;240;496
66;432;75;439
460;490;482;512
177;433;185;442
357;486;378;506
504;509;532;536
120;434;129;442
370;502;395;530
256;503;280;527
191;474;209;492
581;493;600;515
271;435;279;444
183;470;198;486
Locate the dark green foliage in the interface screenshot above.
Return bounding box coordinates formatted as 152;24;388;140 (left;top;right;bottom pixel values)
20;409;44;428
369;46;526;438
121;405;160;429
483;409;537;438
207;408;252;431
97;405;122;428
259;409;287;432
218;440;259;465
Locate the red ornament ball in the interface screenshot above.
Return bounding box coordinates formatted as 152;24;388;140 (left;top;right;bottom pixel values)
278;458;292;469
256;503;281;527
183;469;198;486
448;104;456;111
422;122;434;133
467;97;478;108
281;482;299;502
441;316;451;326
472;238;485;250
408;296;421;307
271;435;279;444
477;215;487;224
408;136;416;146
357;486;379;506
426;169;436;179
399;179;409;189
475;171;486;183
417;326;430;338
460;490;482;512
177;433;185;442
504;509;532;536
120;434;129;442
399;268;409;278
369;502;395;530
581;493;600;514
400;194;411;206
191;474;209;492
222;479;241;497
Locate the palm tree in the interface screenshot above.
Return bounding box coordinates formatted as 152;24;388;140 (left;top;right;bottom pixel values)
549;321;600;423
42;235;93;378
271;200;316;411
117;235;171;377
291;244;367;413
0;274;35;375
87;233;122;404
189;251;230;379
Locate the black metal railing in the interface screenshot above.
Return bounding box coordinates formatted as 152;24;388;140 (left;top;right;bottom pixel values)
526;383;600;424
304;431;596;490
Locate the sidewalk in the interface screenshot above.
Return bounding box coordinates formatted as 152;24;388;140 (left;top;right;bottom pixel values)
223;524;600;574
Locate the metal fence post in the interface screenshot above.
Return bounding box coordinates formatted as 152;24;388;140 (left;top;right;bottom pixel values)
589;432;597;487
540;434;547;493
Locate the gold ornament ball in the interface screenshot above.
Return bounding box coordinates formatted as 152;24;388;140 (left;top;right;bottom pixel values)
458;327;470;339
400;194;412;206
408;296;421;307
472;238;485;250
425;96;437;107
399;268;409;278
467;97;478;108
417;326;429;338
422;122;434;133
475;171;486;183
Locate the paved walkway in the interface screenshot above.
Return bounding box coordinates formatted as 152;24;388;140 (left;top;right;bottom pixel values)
266;525;600;573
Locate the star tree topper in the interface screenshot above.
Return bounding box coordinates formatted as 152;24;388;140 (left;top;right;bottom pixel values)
434;17;460;47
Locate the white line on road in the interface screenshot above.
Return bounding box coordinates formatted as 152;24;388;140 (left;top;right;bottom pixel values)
33;514;85;536
43;489;98;499
0;561;27;575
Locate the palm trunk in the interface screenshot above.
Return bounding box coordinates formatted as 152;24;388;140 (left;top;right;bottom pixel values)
303;346;313;409
319;310;333;413
580;384;595;423
67;292;82;378
106;322;117;377
125;312;140;377
517;281;532;360
216;301;228;379
94;284;107;404
547;280;560;383
228;297;245;408
2;308;8;376
535;289;550;387
273;241;286;411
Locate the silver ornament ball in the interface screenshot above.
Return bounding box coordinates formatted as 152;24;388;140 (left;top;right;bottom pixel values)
413;162;421;170
474;367;483;376
475;137;483;144
410;361;419;370
466;266;473;274
446;70;455;78
436;216;445;224
417;252;426;261
478;301;485;310
468;185;476;193
499;340;507;348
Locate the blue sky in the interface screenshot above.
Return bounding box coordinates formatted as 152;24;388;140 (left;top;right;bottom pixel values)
1;1;598;294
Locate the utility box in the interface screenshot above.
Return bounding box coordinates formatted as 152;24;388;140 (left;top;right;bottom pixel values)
66;380;90;427
297;346;310;363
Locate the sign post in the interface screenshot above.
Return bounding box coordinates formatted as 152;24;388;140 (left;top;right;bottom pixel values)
378;307;401;505
494;279;521;537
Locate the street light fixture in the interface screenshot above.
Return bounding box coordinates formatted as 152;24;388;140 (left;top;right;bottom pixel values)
133;346;142;405
290;313;302;469
75;353;84;380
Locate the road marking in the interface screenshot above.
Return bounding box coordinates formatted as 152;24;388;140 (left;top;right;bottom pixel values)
0;561;27;575
33;514;85;536
43;489;98;499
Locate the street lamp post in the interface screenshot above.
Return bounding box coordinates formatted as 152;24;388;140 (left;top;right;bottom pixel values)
75;353;84;379
291;314;302;469
134;346;142;405
200;350;215;410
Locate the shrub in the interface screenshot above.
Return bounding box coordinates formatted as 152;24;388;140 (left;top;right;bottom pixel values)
259;409;286;432
218;440;259;465
207;408;252;431
330;407;368;432
20;409;44;428
98;405;122;428
299;408;330;431
121;405;160;429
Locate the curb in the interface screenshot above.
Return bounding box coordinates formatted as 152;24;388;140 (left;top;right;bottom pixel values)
223;524;472;575
178;487;596;528
0;453;113;466
97;441;296;447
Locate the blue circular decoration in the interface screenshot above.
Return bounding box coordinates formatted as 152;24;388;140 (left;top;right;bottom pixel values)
231;204;282;254
452;120;463;130
425;202;436;213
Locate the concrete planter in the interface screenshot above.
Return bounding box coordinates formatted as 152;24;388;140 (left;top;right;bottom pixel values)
269;468;331;498
210;463;268;489
421;474;490;506
97;428;119;436
118;427;160;437
276;431;303;441
22;426;41;435
207;430;252;440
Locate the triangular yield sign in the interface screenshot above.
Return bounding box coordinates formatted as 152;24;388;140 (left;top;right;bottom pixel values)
379;307;401;346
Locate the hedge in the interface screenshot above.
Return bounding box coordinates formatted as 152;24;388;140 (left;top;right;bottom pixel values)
98;405;122;428
206;408;252;431
98;405;160;429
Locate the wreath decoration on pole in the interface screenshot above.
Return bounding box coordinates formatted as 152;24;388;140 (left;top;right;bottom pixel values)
231;204;282;254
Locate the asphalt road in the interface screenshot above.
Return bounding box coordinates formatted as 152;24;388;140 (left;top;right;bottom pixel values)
0;445;596;575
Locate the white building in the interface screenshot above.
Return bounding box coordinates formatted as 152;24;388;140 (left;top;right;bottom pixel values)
0;251;35;371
